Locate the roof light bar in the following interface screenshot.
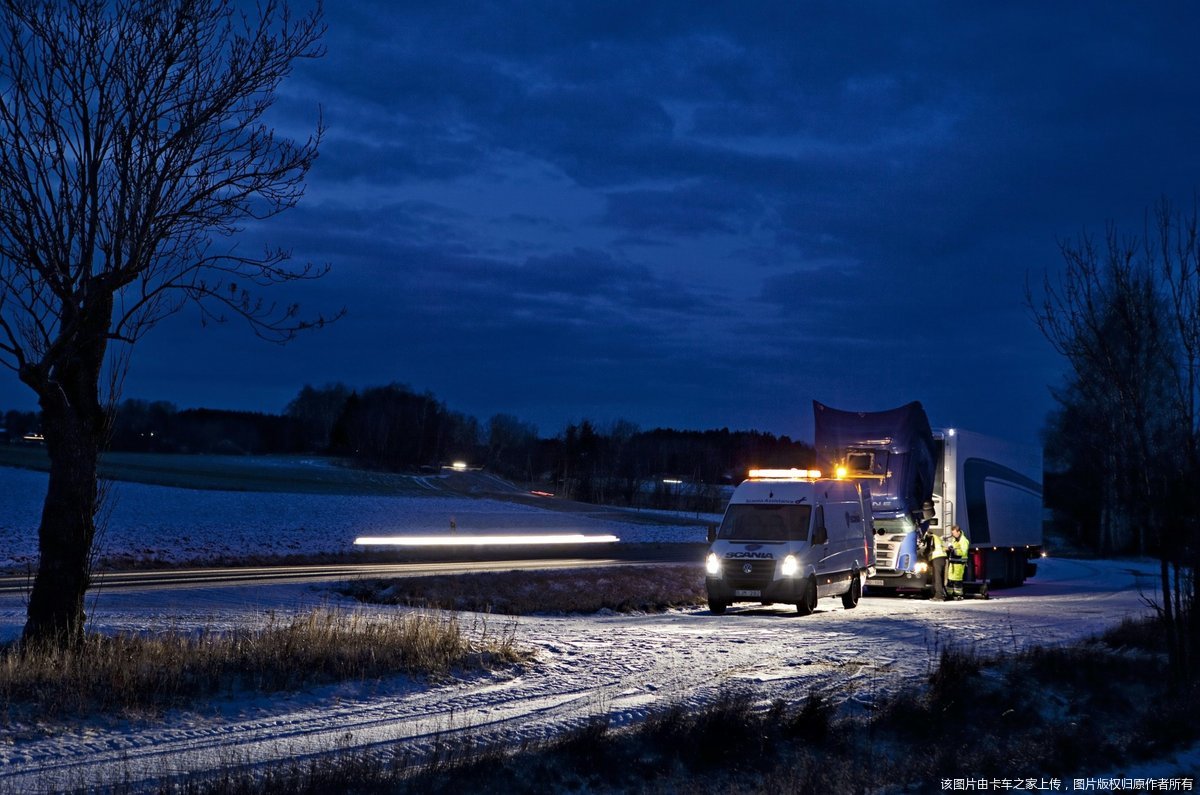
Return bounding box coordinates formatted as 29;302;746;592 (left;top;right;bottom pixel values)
748;468;822;480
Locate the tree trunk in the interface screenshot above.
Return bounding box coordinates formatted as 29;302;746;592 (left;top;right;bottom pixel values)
22;396;103;646
21;297;112;648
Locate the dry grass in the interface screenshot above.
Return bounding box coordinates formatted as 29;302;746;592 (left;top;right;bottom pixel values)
866;618;1197;786
341;564;707;615
0;608;528;718
10;605;1192;794
78;616;1197;793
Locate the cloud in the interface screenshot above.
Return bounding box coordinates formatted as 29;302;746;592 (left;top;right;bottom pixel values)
602;181;768;237
12;0;1200;449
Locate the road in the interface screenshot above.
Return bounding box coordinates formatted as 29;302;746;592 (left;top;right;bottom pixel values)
0;556;1158;792
0;558;676;595
0;544;703;595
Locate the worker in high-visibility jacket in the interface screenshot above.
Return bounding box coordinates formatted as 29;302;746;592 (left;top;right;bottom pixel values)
946;524;970;599
923;528;948;601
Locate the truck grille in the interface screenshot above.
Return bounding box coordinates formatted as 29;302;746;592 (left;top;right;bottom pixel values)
721;559;775;588
874;535;909;570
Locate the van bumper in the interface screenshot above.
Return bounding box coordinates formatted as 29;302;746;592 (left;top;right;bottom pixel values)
706;576;806;604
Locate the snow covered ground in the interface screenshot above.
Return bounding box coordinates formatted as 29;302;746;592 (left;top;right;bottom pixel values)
0;466;1184;790
0;466;711;571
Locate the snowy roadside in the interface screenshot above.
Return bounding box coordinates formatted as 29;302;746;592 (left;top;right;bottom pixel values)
0;556;1160;792
0;465;1172;790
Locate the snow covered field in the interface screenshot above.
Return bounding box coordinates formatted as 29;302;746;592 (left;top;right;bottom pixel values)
0;466;711;571
0;466;1182;790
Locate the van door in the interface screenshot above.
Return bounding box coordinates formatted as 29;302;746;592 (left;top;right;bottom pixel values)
810;504;827;573
824;502;850;576
816;503;843;578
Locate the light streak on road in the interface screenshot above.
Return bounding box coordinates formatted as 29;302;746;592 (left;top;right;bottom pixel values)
353;533;620;547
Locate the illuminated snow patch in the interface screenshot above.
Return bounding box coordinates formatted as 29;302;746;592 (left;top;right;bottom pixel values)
354;533;620;547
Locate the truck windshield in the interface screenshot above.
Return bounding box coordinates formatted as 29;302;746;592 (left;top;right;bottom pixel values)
717;504;813;542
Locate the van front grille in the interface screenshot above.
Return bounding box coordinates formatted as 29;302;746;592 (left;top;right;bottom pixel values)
721;559;775;588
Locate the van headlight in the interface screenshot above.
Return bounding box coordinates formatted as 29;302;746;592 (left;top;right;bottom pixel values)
706;553;722;576
781;554;799;577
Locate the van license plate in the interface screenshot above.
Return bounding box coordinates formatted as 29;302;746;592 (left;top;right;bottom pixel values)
867;579;885;586
734;589;761;597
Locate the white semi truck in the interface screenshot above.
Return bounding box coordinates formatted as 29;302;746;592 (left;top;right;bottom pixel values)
814;401;1043;596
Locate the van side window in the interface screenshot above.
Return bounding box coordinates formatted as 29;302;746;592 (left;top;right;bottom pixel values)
812;506;827;544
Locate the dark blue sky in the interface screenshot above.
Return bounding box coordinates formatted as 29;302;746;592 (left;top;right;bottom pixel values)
5;1;1199;446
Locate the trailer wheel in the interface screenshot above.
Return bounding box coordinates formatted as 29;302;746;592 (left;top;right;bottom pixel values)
796;578;818;615
841;572;862;610
709;600;727;615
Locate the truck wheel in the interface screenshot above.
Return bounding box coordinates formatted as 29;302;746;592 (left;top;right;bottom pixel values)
841;572;862;609
796;578;818;615
709;600;727;615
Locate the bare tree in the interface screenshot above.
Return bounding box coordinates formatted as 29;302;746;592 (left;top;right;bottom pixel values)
1149;199;1200;680
1028;201;1198;685
0;0;335;646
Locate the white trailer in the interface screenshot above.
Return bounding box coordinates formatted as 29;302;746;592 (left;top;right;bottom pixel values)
930;428;1043;587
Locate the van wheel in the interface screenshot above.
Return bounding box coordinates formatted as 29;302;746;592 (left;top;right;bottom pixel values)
796;578;817;615
841;572;862;609
709;600;727;615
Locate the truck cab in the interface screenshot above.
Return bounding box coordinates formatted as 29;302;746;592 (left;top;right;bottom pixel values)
868;428;1044;594
705;469;875;615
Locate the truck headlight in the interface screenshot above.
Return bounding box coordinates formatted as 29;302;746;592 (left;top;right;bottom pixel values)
706;553;722;576
781;554;799;577
915;561;928;574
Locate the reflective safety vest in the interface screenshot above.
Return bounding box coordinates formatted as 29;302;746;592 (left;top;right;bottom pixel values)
947;533;969;581
927;532;947;560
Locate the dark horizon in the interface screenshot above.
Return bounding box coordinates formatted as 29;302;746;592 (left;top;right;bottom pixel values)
2;380;828;444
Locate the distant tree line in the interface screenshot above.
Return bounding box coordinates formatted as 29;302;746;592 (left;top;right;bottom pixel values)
107;402;307;455
2;409;39;441
5;382;815;513
548;421;813;512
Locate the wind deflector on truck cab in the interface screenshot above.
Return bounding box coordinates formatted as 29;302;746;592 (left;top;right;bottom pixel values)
812;400;936;517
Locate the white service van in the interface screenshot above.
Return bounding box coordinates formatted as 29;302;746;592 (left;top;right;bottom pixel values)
704;469;876;615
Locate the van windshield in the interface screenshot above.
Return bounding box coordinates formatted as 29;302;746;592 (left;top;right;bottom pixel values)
717;504;813;542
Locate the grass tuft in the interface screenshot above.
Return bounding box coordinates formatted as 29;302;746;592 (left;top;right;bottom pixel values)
0;608;528;718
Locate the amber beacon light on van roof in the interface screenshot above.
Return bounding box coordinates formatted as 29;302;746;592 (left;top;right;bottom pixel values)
746;468;857;480
746;468;823;480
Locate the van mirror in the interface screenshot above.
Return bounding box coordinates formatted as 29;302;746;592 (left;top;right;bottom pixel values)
706;524;718;544
812;525;828;545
